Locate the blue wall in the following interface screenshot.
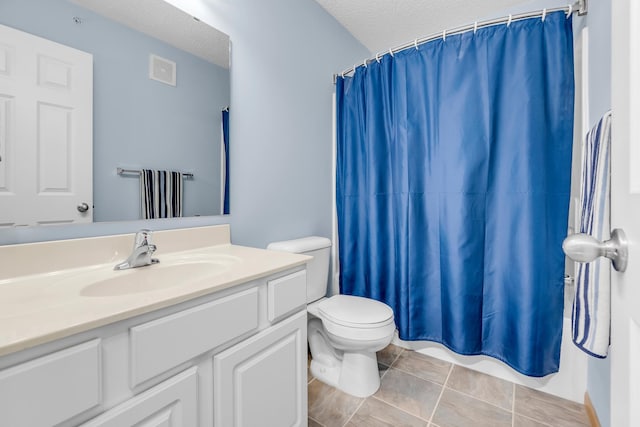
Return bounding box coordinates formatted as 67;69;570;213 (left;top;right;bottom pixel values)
177;0;370;248
0;0;368;245
585;0;612;424
0;0;229;222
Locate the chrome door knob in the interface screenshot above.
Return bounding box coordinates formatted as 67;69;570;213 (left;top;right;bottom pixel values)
77;202;90;213
562;228;628;272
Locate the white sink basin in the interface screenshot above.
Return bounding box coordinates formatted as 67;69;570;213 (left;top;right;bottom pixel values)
80;255;241;297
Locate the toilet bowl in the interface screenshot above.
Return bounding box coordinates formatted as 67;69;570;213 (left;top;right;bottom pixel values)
267;237;396;398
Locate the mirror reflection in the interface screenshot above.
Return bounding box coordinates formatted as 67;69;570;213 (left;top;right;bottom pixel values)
0;0;230;227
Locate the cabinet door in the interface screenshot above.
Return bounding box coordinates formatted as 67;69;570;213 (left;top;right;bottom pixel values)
0;340;100;427
214;310;307;427
81;367;197;427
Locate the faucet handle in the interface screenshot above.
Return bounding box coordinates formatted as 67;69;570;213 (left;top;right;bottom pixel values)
134;229;153;247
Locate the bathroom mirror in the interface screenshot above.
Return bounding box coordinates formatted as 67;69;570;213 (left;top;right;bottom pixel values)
0;0;230;226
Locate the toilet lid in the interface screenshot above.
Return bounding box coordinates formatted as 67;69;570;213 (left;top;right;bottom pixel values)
318;295;394;328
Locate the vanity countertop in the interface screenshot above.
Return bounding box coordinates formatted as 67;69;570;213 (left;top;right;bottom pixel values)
0;225;310;357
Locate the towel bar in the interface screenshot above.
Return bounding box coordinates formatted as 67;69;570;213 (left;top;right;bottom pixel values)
117;167;194;179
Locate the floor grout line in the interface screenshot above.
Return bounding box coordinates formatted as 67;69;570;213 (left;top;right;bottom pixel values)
370;394;431;423
308;415;325;427
428;362;454;425
388;346;405;367
440;383;515;414
379;363;391;380
513;412;554;427
512;383;516;427
341;398;365;427
388;363;450;387
390;352;516;414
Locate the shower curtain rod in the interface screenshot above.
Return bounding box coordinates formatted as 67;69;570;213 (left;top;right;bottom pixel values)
334;0;587;82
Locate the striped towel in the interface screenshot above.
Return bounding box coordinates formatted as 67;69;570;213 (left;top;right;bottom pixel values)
140;169;184;219
572;112;612;358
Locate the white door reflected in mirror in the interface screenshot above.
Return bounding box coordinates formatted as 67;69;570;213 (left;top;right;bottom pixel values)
0;23;93;227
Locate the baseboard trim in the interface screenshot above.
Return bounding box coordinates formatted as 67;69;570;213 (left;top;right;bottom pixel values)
584;392;601;427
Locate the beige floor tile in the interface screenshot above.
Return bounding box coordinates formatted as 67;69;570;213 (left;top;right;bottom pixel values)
346;397;429;427
308;379;364;427
308;417;325;427
374;367;441;420
377;364;389;379
514;414;551;426
377;344;404;367
432;388;512;427
392;350;452;384
514;385;590;427
445;365;513;410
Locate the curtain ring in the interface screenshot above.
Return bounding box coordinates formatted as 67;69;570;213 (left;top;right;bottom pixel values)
442;29;446;41
566;4;573;18
414;39;419;50
341;70;345;78
542;8;547;22
375;52;381;63
474;21;478;34
507;14;512;27
389;48;394;57
363;59;367;68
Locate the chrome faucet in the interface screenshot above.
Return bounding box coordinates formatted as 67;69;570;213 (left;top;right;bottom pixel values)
114;229;159;270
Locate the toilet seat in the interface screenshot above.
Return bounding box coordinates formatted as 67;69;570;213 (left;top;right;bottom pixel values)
315;295;395;342
318;295;394;328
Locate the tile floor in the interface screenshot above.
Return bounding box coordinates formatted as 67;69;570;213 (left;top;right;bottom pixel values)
308;345;591;427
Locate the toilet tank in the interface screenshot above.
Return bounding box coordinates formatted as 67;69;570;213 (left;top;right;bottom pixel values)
267;236;331;303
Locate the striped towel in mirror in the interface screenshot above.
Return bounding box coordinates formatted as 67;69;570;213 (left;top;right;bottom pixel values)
140;169;183;219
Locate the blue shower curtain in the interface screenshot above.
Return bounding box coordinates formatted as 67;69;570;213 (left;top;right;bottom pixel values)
336;12;574;376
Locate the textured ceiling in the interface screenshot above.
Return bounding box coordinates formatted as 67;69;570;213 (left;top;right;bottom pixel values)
70;0;229;69
314;0;534;54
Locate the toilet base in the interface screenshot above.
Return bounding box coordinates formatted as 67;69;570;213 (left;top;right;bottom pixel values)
310;350;381;398
308;318;385;398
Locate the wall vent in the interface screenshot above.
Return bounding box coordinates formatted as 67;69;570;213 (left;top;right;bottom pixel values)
149;54;176;86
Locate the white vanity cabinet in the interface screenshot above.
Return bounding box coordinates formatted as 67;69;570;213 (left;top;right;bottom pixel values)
214;310;307;427
0;268;308;427
81;367;198;427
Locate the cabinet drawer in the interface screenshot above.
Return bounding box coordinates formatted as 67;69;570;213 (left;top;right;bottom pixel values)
82;367;197;427
0;340;101;427
130;287;259;386
267;270;307;322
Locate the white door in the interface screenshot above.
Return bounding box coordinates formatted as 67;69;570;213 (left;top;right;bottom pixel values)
610;1;640;426
0;23;92;227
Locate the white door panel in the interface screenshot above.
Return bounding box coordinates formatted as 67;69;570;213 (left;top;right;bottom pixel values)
0;23;92;226
610;1;640;425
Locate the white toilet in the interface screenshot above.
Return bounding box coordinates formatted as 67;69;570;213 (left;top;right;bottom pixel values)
267;236;395;398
